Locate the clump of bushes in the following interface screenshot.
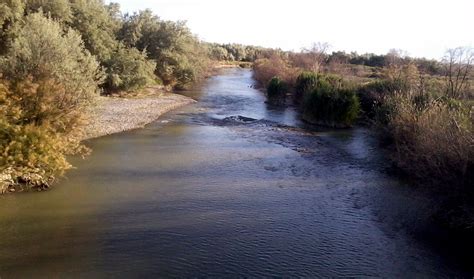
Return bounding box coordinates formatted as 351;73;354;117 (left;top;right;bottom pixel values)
1;12;103;103
266;76;287;103
0;78;90;191
295;71;318;102
383;94;473;185
104;45;157;92
356;79;405;120
302;75;360;127
0;12;101;191
253;54;298;88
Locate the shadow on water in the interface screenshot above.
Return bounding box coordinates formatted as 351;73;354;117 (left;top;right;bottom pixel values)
0;68;472;277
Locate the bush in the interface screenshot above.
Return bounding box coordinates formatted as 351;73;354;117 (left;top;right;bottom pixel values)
384;95;473;185
253;54;298;87
303;75;360;127
0;79;89;190
0;12;99;191
357;79;408;120
119;11;211;89
1;12;103;105
267;76;287;101
104;45;157;92
295;71;318;102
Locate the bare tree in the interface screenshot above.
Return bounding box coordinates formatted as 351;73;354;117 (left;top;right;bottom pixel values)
297;42;330;73
442;47;473;99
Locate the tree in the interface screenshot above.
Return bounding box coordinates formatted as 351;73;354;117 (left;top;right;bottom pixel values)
442;47;473;99
1;12;103;108
104;44;157;92
119;10;210;89
298;42;330;73
25;0;73;22
69;0;120;62
0;0;25;54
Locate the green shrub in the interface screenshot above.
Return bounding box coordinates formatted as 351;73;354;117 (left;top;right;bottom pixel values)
104;45;157;92
357;79;406;119
303;75;360;127
69;0;120;62
267;76;287;102
119;11;211;89
295;71;318;102
25;0;73;22
1;12;103;105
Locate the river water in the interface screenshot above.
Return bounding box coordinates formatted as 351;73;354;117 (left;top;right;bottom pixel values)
0;68;470;277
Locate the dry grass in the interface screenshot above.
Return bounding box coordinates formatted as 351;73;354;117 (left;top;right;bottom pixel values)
387;96;473;184
253;55;299;87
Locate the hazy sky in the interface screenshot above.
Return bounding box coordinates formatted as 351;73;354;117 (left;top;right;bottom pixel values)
109;0;473;59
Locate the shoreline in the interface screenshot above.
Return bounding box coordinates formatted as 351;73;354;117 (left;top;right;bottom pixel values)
1;90;195;194
82;91;196;140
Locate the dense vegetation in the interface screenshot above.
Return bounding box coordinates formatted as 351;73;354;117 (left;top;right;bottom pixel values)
0;0;213;192
252;45;473;188
301;74;360;127
266;77;287;104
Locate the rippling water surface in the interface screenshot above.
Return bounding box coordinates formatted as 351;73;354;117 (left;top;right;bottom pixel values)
0;68;470;277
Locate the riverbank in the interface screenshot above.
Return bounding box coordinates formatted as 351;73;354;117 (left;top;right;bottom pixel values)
83;89;196;140
0;89;195;194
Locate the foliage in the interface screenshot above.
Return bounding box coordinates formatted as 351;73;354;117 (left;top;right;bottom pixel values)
303;75;360;127
104;44;157;92
0;78;89;190
69;0;120;62
266;77;287;101
295;71;318;102
1;12;103;105
253;54;298;87
119;10;211;89
383;94;473;184
25;0;73;22
357;79;404;120
0;0;25;54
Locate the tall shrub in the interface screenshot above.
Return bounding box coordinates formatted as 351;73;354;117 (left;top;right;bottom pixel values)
295;71;318;102
1;12;103;105
0;12;101;190
104;45;157;92
267;76;287;103
303;75;360;127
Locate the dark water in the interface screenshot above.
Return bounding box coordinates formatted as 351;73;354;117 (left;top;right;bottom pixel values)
0;68;470;277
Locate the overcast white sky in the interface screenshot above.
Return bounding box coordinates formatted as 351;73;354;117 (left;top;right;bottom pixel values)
109;0;473;59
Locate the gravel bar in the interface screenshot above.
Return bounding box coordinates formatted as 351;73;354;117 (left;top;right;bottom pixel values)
83;93;196;140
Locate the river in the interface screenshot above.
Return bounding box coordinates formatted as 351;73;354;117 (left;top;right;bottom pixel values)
0;68;470;277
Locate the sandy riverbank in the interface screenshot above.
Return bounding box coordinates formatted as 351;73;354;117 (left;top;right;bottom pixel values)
83;91;196;140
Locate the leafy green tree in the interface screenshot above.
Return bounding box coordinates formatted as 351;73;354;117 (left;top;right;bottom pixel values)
25;0;73;22
104;44;157;92
69;0;119;62
1;12;103;106
119;10;210;89
0;0;25;54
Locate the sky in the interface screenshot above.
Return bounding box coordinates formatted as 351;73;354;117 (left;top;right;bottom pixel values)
108;0;473;59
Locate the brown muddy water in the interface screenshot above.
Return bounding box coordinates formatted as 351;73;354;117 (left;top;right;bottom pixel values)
0;68;471;277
